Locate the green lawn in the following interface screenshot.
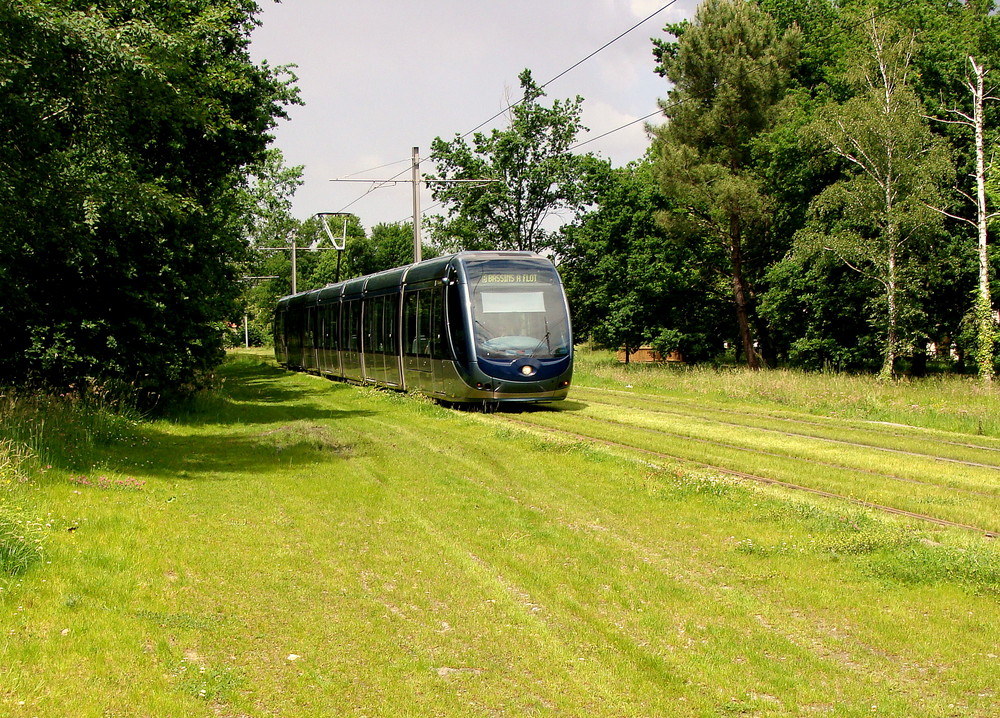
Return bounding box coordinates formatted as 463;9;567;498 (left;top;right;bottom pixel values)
2;350;999;716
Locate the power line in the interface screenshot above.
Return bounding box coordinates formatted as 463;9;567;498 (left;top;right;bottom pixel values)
344;3;682;221
338;157;410;179
570;109;663;152
344;0;921;225
414;1;922;223
462;1;681;139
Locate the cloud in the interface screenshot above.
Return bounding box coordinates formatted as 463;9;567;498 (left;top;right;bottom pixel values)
250;0;698;226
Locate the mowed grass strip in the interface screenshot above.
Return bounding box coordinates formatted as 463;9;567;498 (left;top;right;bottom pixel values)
511;405;1000;533
573;386;1000;467
563;398;1000;496
0;352;997;716
573;351;1000;438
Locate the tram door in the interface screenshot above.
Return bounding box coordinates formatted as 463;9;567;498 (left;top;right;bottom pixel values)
363;294;401;386
341;299;363;381
427;288;446;396
318;303;340;376
384;294;401;387
402;288;443;395
304;307;319;372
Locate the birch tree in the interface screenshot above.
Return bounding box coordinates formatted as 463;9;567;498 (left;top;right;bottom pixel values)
798;17;951;379
932;57;997;382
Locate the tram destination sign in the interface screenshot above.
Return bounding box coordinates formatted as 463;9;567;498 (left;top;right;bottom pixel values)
480;273;540;284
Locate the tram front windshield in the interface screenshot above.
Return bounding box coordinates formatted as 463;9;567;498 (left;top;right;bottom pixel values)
465;258;571;361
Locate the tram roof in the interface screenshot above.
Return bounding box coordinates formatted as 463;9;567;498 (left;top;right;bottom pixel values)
276;250;545;304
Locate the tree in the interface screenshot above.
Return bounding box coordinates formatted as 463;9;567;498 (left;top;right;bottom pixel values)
797;16;952;379
0;0;298;400
365;222;437;274
238;149;303;343
295;215;367;289
428;69;589;253
651;0;801;369
759;252;884;371
556;157;728;362
933;57;998;382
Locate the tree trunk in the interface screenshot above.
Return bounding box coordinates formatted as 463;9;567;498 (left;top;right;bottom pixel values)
881;243;898;380
971;58;995;383
729;215;760;370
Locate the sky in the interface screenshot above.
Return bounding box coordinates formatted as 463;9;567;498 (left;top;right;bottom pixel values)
248;0;701;231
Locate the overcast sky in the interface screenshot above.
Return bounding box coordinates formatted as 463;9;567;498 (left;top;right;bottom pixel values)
248;0;700;231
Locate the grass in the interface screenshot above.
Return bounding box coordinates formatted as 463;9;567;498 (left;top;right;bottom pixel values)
575;348;1000;437
516;402;1000;531
0;348;998;716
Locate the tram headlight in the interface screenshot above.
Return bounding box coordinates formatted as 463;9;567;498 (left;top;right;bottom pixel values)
520;365;536;377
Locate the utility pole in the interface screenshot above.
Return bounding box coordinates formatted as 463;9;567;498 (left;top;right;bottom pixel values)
290;234;297;295
411;147;422;263
330;151;496;264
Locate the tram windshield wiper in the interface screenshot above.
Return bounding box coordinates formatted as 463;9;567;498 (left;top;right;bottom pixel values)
529;318;551;358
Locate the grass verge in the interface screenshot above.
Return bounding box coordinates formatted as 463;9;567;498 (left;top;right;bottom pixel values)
0;349;998;716
574;348;1000;437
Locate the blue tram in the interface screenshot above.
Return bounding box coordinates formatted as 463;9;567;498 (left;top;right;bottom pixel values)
273;251;572;405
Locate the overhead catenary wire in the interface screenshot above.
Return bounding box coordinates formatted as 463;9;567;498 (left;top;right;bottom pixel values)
460;0;682;139
345;0;922;224
336;2;681;219
412;0;923;223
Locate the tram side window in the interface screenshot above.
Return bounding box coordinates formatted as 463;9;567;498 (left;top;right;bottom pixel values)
363;298;375;353
403;292;418;356
384;294;398;356
429;288;444;360
344;301;360;352
446;285;468;363
334;304;340;350
286;311;299;351
354;301;363;352
274;312;284;345
417;291;432;357
370;297;385;353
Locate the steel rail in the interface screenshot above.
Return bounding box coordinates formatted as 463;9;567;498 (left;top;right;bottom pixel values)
570;390;1000;472
494;414;998;538
576;385;1000;455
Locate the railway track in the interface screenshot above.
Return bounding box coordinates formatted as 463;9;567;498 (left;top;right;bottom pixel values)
573;386;1000;467
540;408;998;499
488;401;1000;538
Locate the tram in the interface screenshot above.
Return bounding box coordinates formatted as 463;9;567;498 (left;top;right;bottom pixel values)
273;251;572;405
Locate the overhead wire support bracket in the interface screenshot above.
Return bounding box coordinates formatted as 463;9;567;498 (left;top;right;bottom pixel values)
330;147;498;264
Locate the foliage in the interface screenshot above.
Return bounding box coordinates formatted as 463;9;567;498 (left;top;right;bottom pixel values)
428;69;590;253
233;148;303;345
243;216;441;344
0;0;299;402
759;253;883;371
796;16;952;378
651;0;801;369
556;157;729;362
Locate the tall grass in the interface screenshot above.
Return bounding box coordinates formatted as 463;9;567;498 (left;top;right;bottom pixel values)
574;348;1000;437
0;388;140;579
0;436;44;577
